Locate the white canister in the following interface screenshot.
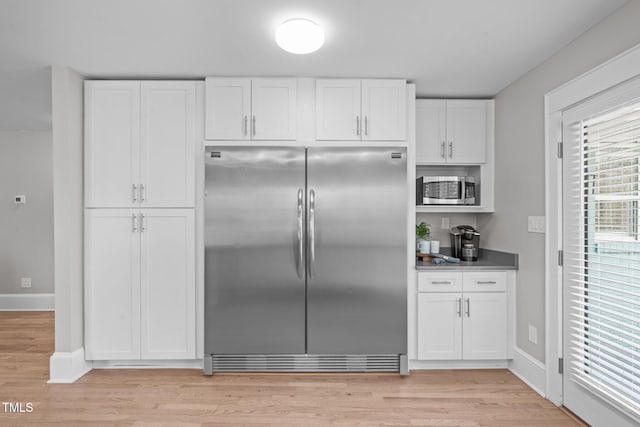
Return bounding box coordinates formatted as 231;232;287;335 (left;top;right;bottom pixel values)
431;240;440;254
418;239;430;254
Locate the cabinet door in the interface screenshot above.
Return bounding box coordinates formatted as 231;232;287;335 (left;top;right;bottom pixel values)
417;293;462;360
204;78;251;140
446;100;487;164
361;79;406;141
416;100;447;164
85;81;140;207
85;209;141;360
251;78;297;140
140;209;195;359
316;79;361;140
462;292;507;359
140;82;195;208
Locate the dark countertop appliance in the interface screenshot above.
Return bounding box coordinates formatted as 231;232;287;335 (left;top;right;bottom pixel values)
450;225;480;261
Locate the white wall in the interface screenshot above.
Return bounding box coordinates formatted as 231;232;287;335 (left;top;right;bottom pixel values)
0;130;53;295
477;0;640;363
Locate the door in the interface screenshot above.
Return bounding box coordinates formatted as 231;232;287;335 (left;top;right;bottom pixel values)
561;81;640;426
84;81;140;208
204;147;306;354
416;100;447;164
140;82;195;208
417;293;462;360
140;209;195;359
361;79;406;141
462;292;507;360
204;78;251;140
306;147;407;354
316;79;361;140
446;100;487;164
85;209;141;360
251;78;297;140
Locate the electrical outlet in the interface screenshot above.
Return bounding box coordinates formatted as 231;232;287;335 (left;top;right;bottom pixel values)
528;324;538;344
14;195;26;204
441;217;450;229
20;277;32;288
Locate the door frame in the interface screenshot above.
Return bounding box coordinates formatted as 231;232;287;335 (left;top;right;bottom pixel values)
544;42;640;405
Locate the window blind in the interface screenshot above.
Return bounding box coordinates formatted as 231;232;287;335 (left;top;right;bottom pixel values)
565;100;640;419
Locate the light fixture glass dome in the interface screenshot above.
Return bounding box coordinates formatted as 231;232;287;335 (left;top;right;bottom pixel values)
275;18;325;54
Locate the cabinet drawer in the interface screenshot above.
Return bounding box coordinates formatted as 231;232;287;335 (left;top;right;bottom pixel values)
417;272;462;292
463;271;507;292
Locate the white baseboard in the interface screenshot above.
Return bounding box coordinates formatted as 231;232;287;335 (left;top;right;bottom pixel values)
409;359;509;370
49;348;93;383
92;359;203;369
0;293;54;311
508;346;546;397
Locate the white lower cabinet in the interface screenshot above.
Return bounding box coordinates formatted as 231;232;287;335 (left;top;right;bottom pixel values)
85;208;195;360
417;271;507;361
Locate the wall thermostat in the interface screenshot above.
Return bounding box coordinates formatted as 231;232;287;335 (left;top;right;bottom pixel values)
14;195;26;204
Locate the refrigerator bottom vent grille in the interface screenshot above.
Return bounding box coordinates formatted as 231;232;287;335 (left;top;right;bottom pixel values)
211;354;401;372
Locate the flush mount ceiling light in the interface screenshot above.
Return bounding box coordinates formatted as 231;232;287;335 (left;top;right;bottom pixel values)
275;18;325;54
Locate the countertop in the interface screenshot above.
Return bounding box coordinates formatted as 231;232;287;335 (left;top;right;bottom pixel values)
415;248;518;271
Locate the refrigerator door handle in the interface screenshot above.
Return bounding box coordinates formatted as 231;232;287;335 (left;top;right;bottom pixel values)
296;188;304;279
308;188;316;278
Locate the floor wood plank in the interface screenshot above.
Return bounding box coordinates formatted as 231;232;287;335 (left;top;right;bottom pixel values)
0;312;586;426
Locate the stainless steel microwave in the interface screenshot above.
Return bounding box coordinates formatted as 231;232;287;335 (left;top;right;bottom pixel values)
416;176;476;205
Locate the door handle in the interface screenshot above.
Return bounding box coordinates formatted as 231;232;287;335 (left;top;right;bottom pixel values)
140;184;145;202
132;213;137;233
465;298;470;317
356;116;360;136
440;141;445;159
449;141;453;159
140;213;146;232
296;188;304;280
132;184;137;203
308;189;316;279
457;298;462;317
244;116;248;136
252;116;256;137
364;116;368;136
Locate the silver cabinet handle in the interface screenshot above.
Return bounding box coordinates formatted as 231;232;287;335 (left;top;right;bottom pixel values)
364;116;368;136
476;281;497;285
465;298;470;317
449;141;453;158
132;184;137;202
431;280;452;285
296;188;304;280
308;189;316;279
244;116;248;136
132;213;137;232
457;298;462;317
140;213;146;232
140;184;145;202
252;116;256;137
356;116;360;136
440;141;445;159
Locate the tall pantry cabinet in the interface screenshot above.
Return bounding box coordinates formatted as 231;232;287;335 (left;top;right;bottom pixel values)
84;81;196;360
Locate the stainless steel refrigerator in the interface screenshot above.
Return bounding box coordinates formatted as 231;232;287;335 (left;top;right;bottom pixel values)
204;146;407;374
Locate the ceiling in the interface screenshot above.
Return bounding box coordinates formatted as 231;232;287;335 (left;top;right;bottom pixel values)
0;0;628;131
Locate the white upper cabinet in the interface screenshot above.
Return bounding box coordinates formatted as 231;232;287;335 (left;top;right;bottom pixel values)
416;99;490;164
85;81;140;208
205;77;297;140
361;79;407;141
316;79;406;141
85;81;196;208
140;82;195;207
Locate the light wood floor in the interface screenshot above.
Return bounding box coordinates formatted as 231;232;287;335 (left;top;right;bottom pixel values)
0;312;585;426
